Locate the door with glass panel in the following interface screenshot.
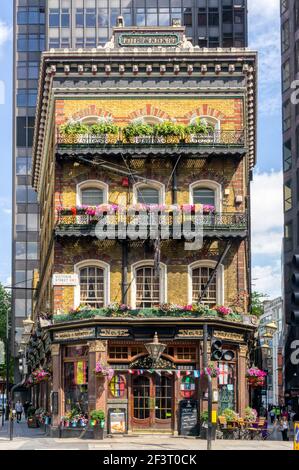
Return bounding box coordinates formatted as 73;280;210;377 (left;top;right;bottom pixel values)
132;374;173;430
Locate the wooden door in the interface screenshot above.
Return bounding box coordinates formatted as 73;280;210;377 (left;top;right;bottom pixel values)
131;374;173;431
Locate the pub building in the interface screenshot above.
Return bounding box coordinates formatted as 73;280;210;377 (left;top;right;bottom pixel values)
26;23;258;436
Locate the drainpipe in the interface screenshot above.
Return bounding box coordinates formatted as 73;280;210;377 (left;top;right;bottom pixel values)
172;162;178;204
121;241;128;305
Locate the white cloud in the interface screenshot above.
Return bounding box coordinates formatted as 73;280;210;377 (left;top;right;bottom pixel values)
249;0;279;21
251;170;283;234
0;22;11;48
251;171;283;298
252;263;282;299
249;0;281;117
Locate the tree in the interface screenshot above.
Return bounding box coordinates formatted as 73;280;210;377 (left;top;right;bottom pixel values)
250;291;268;317
0;284;11;380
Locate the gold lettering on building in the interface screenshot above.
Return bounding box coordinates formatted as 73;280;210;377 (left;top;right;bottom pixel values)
53;328;95;341
100;329;130;337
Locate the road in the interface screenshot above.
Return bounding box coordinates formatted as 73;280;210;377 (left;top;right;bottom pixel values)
0;419;294;450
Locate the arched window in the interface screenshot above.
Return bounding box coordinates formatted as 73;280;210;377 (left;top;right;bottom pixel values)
190;180;222;212
193;187;215;206
74;260;110;308
109;375;126;398
133;115;163;125
131;261;167;308
190;115;220;131
77;180;108;206
133;182;165;205
188;260;224;307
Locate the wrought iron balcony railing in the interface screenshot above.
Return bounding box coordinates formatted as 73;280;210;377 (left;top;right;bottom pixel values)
55;212;248;238
56;130;245;148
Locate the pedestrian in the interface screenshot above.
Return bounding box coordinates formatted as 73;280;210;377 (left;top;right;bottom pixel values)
279;416;289;441
23;401;30;420
15;400;23;423
275;406;281;421
292;410;299;423
270;408;276;424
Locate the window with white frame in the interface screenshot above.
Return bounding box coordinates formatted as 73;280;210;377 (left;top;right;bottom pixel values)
133;182;165;205
74;260;110;308
136;266;160;308
81;188;104;206
190;181;221;211
137;187;160;205
192;266;216;306
189;261;223;307
132;261;167;308
192;187;215;206
79;266;104;308
77;180;108;206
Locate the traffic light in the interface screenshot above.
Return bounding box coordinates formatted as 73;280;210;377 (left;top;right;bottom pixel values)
211;338;235;361
291;255;299;326
18;357;23;374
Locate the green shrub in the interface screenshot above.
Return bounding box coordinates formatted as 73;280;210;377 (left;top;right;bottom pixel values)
90;410;105;422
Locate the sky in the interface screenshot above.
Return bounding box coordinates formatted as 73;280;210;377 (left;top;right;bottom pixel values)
0;0;283;300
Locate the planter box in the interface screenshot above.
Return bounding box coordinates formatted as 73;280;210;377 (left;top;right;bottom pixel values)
93;426;104;440
27;417;39;428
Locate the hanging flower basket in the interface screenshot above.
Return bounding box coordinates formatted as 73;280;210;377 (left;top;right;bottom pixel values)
246;367;267;387
94;362;114;379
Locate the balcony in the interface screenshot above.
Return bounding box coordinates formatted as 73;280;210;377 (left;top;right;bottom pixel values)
56;130;246;158
55;211;248;239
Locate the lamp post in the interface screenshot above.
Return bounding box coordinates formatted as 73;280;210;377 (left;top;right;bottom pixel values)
145;332;166;365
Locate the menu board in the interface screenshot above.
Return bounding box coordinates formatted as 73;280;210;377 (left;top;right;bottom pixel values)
108;408;127;434
179;400;199;436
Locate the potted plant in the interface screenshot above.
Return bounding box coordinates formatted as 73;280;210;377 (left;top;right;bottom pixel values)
90;410;105;440
27;406;39;428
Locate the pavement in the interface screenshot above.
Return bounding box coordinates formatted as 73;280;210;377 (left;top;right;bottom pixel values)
0;419;294;450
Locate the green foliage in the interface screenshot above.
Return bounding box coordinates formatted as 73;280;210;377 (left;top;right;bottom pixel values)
59;119;214;141
222;408;238;421
90;122;118;135
200;411;209;423
251;291;268;317
90;409;105;421
0;283;10;342
60;122;90;135
186;119;214;135
153;121;185;138
123;122;154;139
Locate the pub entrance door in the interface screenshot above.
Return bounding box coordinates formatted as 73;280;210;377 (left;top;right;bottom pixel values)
131;373;174;431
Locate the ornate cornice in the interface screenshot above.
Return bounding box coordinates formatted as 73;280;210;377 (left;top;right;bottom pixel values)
32;47;257;192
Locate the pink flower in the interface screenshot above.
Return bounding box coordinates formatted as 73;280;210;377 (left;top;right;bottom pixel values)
215;305;232;315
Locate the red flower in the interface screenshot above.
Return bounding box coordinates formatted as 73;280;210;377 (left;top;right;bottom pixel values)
71;207;77;216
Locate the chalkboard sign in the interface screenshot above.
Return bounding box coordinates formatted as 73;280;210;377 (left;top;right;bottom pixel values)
51;392;58;415
179;399;199;436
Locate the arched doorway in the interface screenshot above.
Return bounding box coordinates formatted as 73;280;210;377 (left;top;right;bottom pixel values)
132;373;173;431
130;354;175;431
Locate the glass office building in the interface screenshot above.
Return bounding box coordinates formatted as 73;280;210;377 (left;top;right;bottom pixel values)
12;0;248;363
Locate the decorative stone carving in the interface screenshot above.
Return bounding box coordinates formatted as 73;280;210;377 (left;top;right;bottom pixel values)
214;331;244;342
88;340;107;353
239;345;248;357
51;344;60;356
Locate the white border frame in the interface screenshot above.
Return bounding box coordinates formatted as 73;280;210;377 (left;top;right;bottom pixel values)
76;180;109;206
74;259;110;308
189;180;222;212
188;260;224;305
130;260;167;308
